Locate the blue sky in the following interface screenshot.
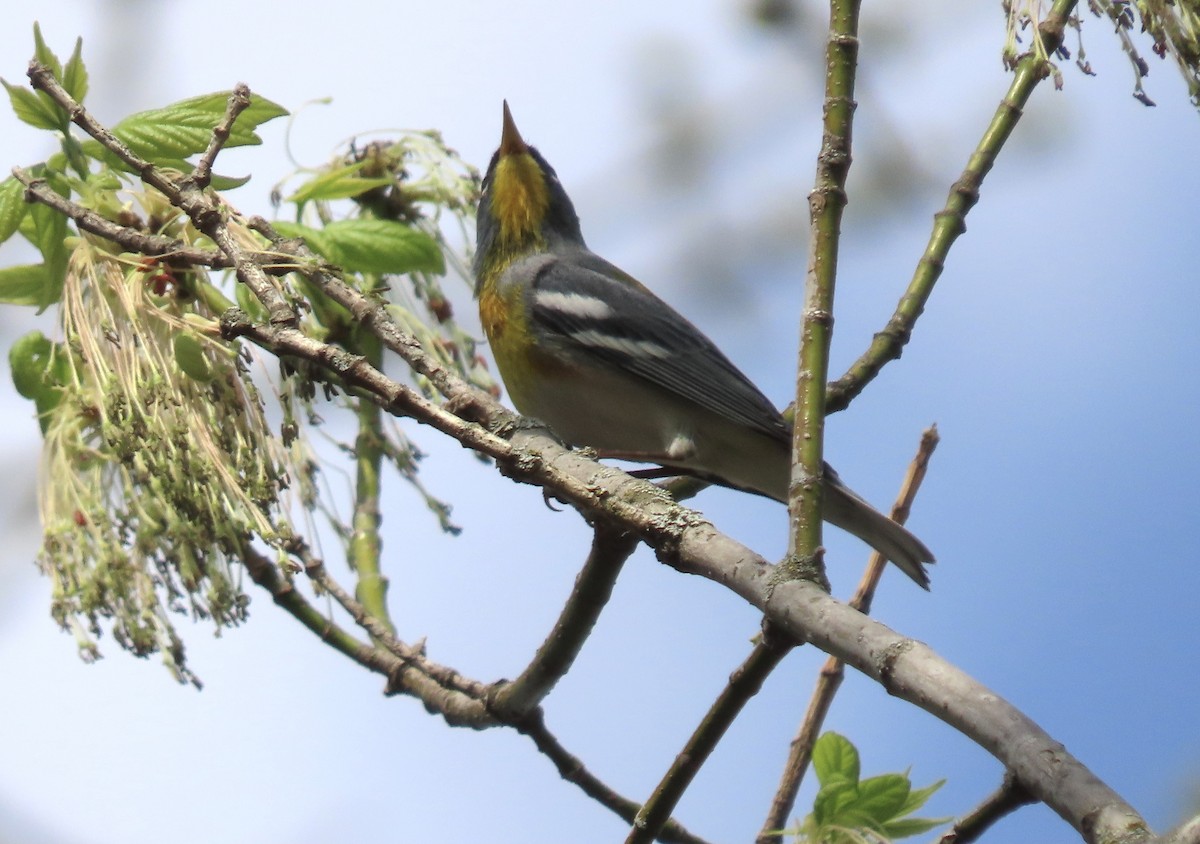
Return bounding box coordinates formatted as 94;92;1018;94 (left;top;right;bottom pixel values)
1;2;1198;843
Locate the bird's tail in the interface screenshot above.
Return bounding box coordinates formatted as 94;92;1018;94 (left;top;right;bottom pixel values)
821;467;934;589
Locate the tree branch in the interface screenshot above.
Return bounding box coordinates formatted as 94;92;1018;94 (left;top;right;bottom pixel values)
787;0;863;572
27;61;298;328
515;711;715;844
28;67;1155;843
936;771;1036;844
757;426;940;842
13;169;224;266
217;304;1147;844
490;522;639;719
187;84;249;190
824;0;1079;412
1160;815;1200;844
628;628;794;844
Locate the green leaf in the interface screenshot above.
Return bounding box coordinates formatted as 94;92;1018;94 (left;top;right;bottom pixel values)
320;219;444;275
880;815;953;840
2;78;62;130
853;774;911;823
28;201;69;310
897;778;945;816
101;91;288;164
209;172;252;191
0;177;28;244
286;161;396;204
9;330;67;432
173;334;213;382
275;217;444;299
0;263;50;306
10;330;55;397
62;37;88;102
32;23;64;81
812;732;860;787
114;156;251;191
235;277;268;322
811;781;859;827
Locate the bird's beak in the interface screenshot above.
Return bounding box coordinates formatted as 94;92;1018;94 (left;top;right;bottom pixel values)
499;100;528;157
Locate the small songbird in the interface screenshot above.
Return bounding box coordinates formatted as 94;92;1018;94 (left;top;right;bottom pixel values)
473;102;935;587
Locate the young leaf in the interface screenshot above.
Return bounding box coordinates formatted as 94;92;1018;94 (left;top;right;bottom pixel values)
319;219;444;276
792;735;950;844
811;780;859;828
812;732;860;787
880;815;954;840
0;264;49;306
853;773;911;823
27;201;68;310
0;177;28;245
272;218;443;276
103;91;288;164
286;160;396;204
2;78;62;130
32;23;65;81
897;778;945;816
9;329;66;432
9;330;55;397
62;36;89;102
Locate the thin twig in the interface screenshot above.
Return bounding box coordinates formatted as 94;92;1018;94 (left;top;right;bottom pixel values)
14;169;217;264
517;711;716;844
188;84;251;189
491;522;639;719
26;63;297;327
785;0;863;572
240;541;405;678
936;771;1036;844
824;0;1078;412
757;427;940;843
291;539;486;703
245;543;704;839
627;628;795;844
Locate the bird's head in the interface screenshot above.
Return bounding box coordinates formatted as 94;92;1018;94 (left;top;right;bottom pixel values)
474;102;584;284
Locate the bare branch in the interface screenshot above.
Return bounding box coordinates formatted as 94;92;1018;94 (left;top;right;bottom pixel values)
188;84;250;189
491;522;639;719
218;306;1146;843
239;541;406;681
251;533;707;838
825;0;1079;412
516;711;716;844
787;0;863;572
1160;815;1200;844
757;426;940;842
936;771;1036;844
628;627;794;844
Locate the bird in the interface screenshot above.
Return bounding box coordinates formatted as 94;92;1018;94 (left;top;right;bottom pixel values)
473;102;935;588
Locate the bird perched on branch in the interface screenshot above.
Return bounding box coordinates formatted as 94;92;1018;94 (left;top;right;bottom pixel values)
473;102;934;588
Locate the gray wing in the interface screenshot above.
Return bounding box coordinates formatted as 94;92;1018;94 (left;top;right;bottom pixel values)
526;251;789;444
